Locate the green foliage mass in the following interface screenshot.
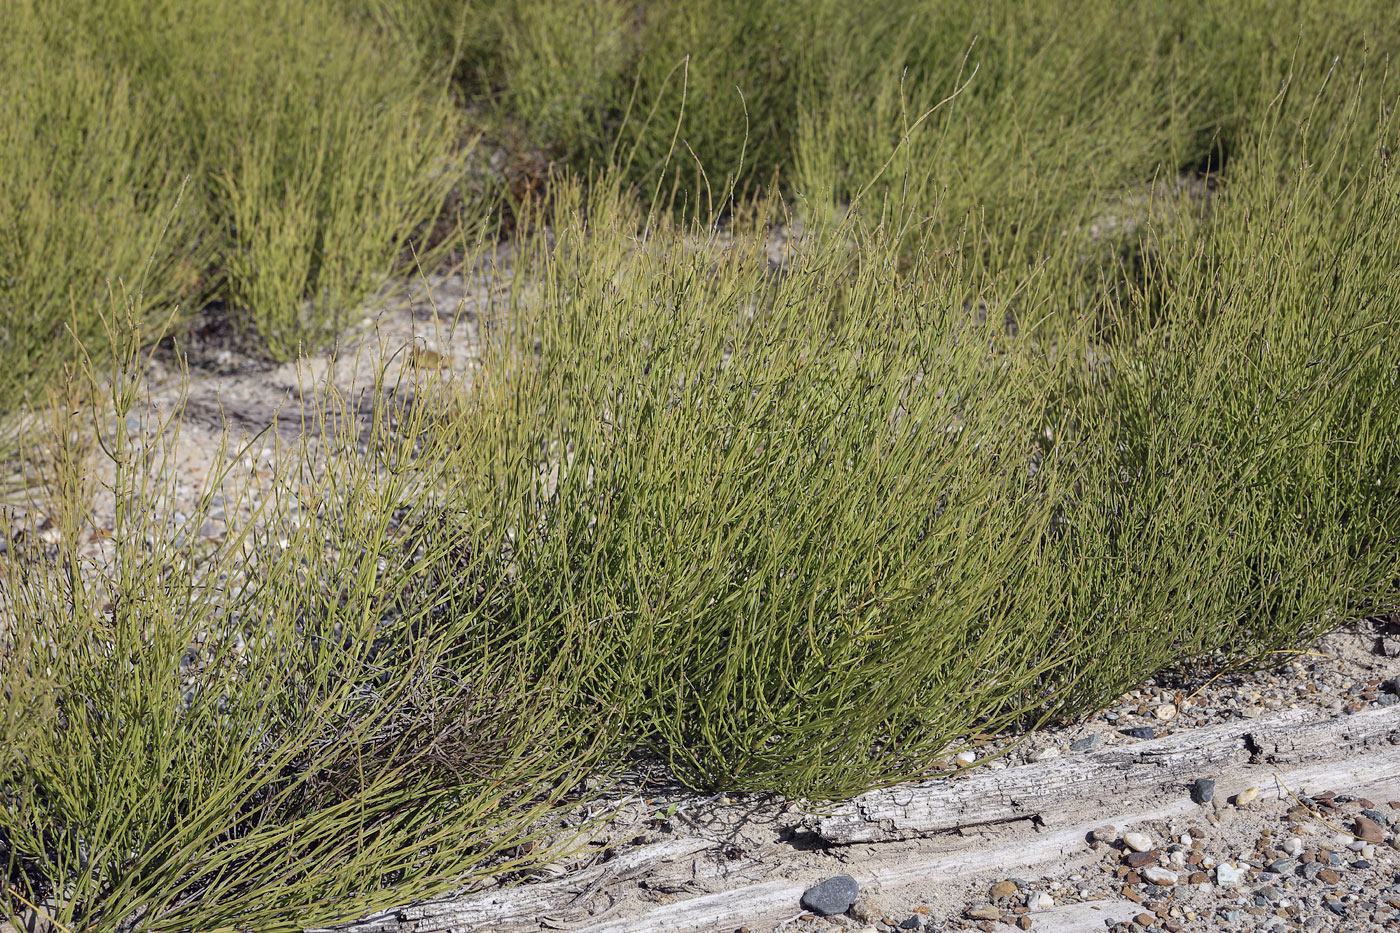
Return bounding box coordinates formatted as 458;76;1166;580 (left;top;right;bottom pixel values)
2;0;1400;930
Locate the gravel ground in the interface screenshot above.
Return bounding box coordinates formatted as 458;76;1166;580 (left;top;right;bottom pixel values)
650;617;1400;933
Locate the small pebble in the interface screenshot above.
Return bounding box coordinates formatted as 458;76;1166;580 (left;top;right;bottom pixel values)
1120;727;1155;740
1030;747;1061;762
1191;777;1216;804
990;880;1018;899
1361;807;1390;826
1283;837;1303;857
1154;703;1178;721
1028;892;1054;910
1216;863;1245;887
1354;815;1385;843
1071;734;1101;752
1142;867;1178;885
800;875;860;916
1235;786;1260;807
1123;831;1154;853
955;750;976;768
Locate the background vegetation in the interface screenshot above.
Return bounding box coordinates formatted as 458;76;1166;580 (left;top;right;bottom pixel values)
2;0;1399;930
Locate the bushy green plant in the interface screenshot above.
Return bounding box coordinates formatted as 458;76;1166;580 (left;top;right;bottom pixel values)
5;2;1400;927
0;7;203;426
1;326;612;932
3;0;472;373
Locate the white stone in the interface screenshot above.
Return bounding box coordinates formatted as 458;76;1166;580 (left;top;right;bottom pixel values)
1235;786;1260;806
955;750;976;767
1216;863;1245;887
1028;893;1054;910
1143;867;1178;885
1283;837;1303;857
1123;831;1154;853
1030;747;1060;762
1154;703;1178;721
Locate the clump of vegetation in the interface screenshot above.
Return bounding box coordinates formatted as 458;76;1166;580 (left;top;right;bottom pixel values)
2;323;615;932
1;0;470;401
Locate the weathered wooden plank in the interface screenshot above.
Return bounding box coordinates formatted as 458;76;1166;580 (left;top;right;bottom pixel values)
321;838;711;933
579;739;1400;933
327;706;1400;933
810;706;1399;845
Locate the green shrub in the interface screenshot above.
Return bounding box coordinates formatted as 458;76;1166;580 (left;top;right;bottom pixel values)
0;7;202;418
1;330;611;933
2;0;472;374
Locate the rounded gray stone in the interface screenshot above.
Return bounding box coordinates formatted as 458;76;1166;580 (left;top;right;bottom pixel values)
800;874;860;916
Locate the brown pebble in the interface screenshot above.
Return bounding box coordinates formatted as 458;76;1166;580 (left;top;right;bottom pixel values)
1301;851;1315;864
1188;871;1209;884
1135;913;1156;927
1188;827;1204;838
1017;917;1033;931
1123;886;1144;903
1124;871;1142;885
991;880;1018;899
1387;801;1400;810
1318;868;1341;884
1125;850;1159;869
967;906;1000;921
1355;815;1385;843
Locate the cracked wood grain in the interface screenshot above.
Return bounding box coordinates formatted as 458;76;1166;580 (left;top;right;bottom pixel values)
810;706;1399;845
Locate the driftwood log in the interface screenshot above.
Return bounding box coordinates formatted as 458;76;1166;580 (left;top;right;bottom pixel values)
810;704;1400;844
330;705;1400;933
